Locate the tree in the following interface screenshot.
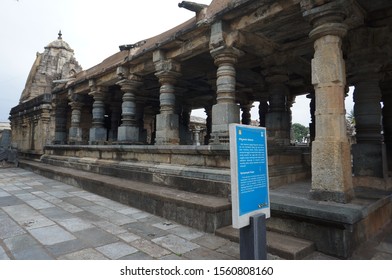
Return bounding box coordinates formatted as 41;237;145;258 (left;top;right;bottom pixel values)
346;109;356;137
292;123;309;143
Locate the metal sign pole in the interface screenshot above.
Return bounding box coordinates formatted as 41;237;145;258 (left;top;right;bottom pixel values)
239;213;267;260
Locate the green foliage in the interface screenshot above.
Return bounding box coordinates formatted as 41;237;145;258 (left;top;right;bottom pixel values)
292;123;309;143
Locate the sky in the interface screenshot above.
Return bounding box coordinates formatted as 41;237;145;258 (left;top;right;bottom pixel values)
0;0;354;125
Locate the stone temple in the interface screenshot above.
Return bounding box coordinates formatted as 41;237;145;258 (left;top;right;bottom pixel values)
9;0;392;258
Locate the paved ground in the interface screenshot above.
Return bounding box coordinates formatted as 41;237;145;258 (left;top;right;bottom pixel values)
0;167;391;260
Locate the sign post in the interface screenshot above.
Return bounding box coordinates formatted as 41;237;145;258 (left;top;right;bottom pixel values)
229;124;270;260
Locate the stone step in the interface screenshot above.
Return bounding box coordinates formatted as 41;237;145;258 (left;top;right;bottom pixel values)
19;160;232;233
215;226;315;260
40;155;231;198
39;154;310;197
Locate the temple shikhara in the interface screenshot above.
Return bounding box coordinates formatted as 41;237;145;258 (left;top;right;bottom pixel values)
9;0;392;258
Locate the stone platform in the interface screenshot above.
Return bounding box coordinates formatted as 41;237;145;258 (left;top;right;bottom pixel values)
19;155;392;258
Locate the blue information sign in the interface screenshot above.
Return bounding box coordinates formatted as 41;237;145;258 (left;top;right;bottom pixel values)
230;124;270;229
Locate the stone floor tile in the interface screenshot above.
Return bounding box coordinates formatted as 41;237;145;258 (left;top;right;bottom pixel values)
25;198;54;210
131;239;171;258
57;217;95;232
0;212;26;239
117;232;141;243
152;234;200;255
73;210;103;223
0;196;23;207
2;204;55;230
118;207;141;216
152;221;179;231
93;221;127;235
0;190;10;197
96;242;138;259
0;248;10;260
183;247;236;260
57;201;83;213
46;239;89;257
4;234;38;253
14;193;37;201
1;186;20;192
129;212;151;220
119;251;154;260
159;254;188;260
39;207;75;222
58;248;108;260
125;222;168;240
62;196;95;208
94;199;129;211
12;245;54;260
216;241;239;258
47;190;72;198
83;205;135;226
193;234;230;250
169;225;205;240
28;225;76;245
73;227;119;247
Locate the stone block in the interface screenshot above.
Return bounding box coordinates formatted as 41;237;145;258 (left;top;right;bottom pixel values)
155;114;179;145
89;127;107;143
171;154;205;166
69;127;82;142
211;103;239;132
118;126;139;143
352;143;383;177
311;140;353;202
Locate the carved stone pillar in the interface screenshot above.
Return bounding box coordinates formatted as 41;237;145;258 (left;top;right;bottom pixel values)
347;27;388;178
89;84;107;144
154;54;181;145
306;92;316;143
302;1;354;202
68;100;83;144
265;72;291;146
109;101;121;142
193;127;201;146
117;76;142;143
382;85;392;174
204;105;212;145
136;101;147;144
54;99;68;144
258;99;268;128
209;47;241;144
179;105;192;145
240;102;252;125
352;72;383;177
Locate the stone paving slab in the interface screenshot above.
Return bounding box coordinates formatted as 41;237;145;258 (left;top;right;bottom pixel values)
0;167;391;260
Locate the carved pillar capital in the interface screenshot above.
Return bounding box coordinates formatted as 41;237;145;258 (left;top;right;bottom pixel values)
210;46;243;66
302;0;349;40
117;74;143;92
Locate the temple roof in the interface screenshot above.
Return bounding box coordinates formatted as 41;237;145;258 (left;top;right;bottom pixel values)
45;30;73;52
